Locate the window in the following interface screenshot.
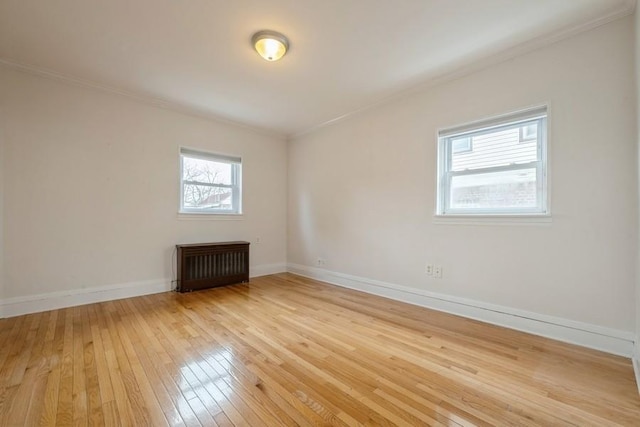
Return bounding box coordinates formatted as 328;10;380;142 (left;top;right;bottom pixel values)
179;148;242;214
437;107;547;216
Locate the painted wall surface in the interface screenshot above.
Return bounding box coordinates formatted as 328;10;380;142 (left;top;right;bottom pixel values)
0;67;287;299
0;91;4;309
289;17;637;331
635;8;640;359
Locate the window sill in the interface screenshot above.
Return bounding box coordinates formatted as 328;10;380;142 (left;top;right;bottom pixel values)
433;214;552;226
177;212;244;221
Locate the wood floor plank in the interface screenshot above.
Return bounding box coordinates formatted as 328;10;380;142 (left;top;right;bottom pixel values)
141;305;236;426
55;309;74;426
2;314;38;389
87;304;116;426
169;298;331;426
79;306;104;427
4;312;48;426
104;301;168;427
71;306;89;426
99;306;135;427
23;311;57;426
0;273;639;426
119;298;188;427
41;307;68;426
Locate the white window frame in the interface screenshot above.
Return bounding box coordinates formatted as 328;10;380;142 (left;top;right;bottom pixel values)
436;106;548;216
179;147;242;215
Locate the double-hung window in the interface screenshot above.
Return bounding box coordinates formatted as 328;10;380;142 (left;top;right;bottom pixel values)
437;106;548;216
179;148;242;214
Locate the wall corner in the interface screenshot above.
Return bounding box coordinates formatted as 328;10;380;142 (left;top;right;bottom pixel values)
633;339;640;394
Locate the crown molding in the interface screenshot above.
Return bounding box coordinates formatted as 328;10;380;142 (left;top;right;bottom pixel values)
0;58;286;140
1;0;635;141
290;1;636;139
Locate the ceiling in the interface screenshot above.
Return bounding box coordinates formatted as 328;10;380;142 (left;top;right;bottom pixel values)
0;0;635;136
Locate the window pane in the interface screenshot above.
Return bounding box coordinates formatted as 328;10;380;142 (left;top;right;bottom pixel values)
452;136;471;154
450;168;537;210
183;185;233;210
520;123;538;141
182;156;232;185
451;122;538;172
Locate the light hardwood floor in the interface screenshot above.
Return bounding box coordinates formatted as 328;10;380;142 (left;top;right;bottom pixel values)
1;273;639;426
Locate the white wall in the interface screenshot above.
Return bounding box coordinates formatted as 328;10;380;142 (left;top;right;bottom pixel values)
289;17;637;333
635;8;640;366
0;92;4;312
0;66;287;302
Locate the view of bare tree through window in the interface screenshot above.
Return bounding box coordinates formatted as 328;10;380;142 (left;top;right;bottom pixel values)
182;157;233;210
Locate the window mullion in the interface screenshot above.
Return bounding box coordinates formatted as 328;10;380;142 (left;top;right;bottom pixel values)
449;161;539;177
231;164;239;212
183;180;233;189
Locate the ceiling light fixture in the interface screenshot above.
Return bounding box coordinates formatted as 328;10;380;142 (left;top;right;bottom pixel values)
252;30;289;62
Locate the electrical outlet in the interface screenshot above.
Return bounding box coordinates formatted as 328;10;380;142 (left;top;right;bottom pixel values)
316;258;326;267
425;264;434;276
256;236;262;244
434;266;443;278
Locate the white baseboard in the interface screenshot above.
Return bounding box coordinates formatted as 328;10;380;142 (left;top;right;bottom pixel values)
0;279;172;318
0;262;288;318
250;263;287;278
287;263;634;357
1;263;633;360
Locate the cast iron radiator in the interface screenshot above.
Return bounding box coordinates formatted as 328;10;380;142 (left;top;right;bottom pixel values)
175;241;250;292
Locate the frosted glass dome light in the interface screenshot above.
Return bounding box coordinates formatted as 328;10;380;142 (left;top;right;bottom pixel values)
252;30;289;61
